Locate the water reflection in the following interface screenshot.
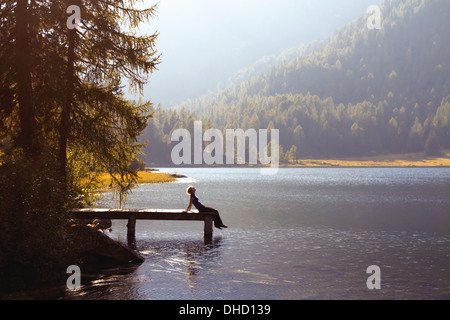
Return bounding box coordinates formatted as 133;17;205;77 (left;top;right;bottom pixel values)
65;236;223;300
67;168;450;300
64;264;141;300
138;237;223;272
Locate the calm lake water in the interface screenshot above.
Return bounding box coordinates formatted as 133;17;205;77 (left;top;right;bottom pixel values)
64;168;450;300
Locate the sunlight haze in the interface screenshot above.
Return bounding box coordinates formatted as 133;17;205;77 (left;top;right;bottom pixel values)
142;0;384;107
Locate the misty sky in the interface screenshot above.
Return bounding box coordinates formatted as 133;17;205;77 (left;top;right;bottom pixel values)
138;0;384;107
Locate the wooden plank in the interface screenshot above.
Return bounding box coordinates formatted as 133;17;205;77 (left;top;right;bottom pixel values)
69;208;215;221
127;214;136;236
204;215;214;239
69;208;216;242
127;214;137;249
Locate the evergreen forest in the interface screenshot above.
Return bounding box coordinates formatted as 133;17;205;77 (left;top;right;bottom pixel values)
141;0;450;165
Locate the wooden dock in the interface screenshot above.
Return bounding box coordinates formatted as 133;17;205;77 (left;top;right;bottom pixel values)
69;208;216;244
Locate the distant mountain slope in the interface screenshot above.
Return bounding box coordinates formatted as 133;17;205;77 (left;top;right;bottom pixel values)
142;0;450;164
223;44;309;89
253;0;450;107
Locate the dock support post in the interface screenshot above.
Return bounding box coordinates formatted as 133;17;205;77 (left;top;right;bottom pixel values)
127;214;137;249
204;215;213;243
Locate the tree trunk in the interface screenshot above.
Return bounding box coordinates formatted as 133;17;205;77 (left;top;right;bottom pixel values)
59;28;76;192
15;0;38;160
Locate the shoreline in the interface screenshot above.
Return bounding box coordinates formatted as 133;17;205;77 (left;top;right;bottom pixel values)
284;150;450;168
151;151;450;169
96;171;176;188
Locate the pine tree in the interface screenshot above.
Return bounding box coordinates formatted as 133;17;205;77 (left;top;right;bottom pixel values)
285;145;298;162
63;0;160;200
0;0;160;291
425;130;440;156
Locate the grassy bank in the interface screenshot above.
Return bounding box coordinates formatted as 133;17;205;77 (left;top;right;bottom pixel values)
286;150;450;168
95;171;176;189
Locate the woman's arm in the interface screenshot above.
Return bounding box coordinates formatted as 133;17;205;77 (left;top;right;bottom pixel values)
186;197;193;212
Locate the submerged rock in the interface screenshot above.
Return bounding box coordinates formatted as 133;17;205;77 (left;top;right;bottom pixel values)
70;225;144;264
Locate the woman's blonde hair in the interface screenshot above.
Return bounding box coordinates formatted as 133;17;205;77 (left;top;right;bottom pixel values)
186;186;194;195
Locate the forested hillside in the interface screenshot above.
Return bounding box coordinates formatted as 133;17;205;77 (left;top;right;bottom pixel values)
141;0;450;165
